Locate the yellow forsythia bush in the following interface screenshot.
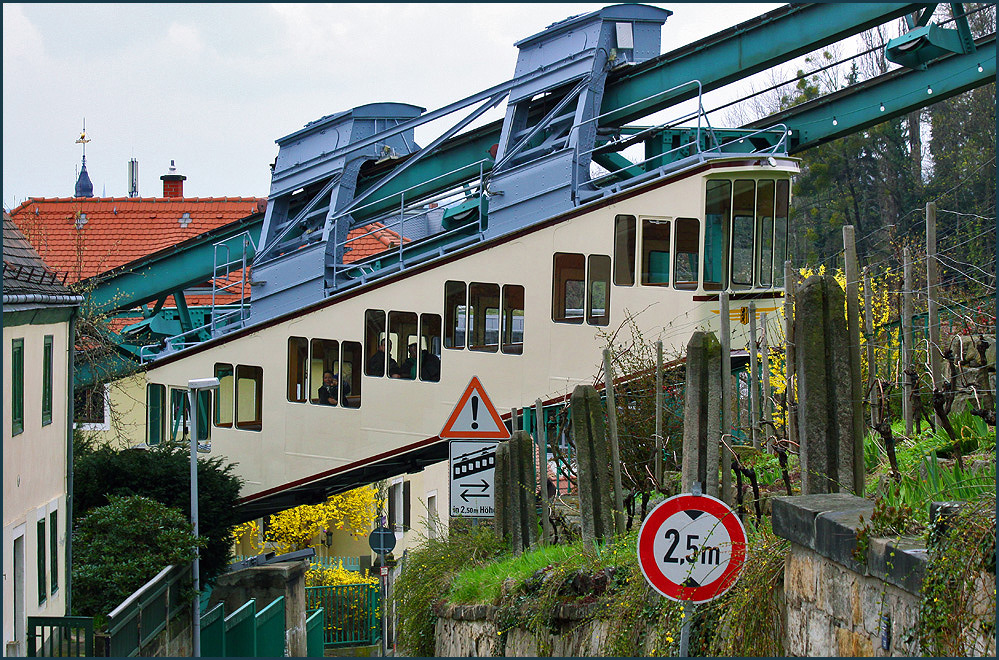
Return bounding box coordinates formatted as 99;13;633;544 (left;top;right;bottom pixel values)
231;485;383;555
305;560;378;587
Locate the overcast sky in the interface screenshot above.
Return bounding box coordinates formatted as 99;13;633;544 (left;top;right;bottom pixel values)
3;3;786;209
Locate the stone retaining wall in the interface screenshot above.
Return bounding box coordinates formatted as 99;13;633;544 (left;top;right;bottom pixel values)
772;493;995;657
430;494;994;657
432;603;614;657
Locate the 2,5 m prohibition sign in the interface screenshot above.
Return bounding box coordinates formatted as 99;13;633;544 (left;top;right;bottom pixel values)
636;493;747;603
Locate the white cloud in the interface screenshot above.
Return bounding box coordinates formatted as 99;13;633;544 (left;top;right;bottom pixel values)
2;4;45;62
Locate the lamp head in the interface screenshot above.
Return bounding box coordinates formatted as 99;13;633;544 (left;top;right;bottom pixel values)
188;377;221;390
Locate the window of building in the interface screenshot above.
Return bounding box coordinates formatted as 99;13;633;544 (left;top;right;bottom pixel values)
774;180;790;287
170;388;189;442
214;363;234;428
341;342;362;408
674;218;700;290
444;281;467;350
731;179;756;287
389;311;419;373
704;180;731;291
74;385;108;430
426;493;438;538
641;218;671;286
387;481;411;532
42;336;53;426
553;253;586;323
49;510;58;595
468;283;500;352
419;314;443;381
614;214;637;286
195;390;211;442
287;337;308;402
147;384;166;445
501;286;525;354
36;518;46;605
12;338;24;436
310;339;340;404
235;365;263;431
364;309;389;376
756;179;775;288
587;255;611;325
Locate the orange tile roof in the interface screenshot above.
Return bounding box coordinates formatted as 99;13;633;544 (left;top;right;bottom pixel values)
343;222;409;263
8;197;265;283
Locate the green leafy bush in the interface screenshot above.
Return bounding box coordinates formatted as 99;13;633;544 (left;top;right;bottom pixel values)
72;495;204;619
73;442;242;585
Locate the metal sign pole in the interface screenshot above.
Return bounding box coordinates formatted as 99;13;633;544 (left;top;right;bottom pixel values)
678;601;696;657
380;553;387;657
678;480;702;657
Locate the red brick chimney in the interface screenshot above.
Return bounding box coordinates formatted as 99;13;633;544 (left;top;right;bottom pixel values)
160;160;187;198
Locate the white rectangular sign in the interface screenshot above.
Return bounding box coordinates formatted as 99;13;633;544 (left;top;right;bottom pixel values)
449;440;497;518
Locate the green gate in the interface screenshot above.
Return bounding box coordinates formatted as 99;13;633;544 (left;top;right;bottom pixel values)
306;609;325;657
201;603;226;657
305;584;380;648
26;616;94;657
254;597;285;657
224;599;256;657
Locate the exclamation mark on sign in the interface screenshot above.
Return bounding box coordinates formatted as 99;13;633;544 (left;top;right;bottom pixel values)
470;396;479;429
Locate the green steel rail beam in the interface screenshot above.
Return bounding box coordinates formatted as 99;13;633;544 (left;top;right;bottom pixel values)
82;213;263;315
598;3;931;126
749;33;996;152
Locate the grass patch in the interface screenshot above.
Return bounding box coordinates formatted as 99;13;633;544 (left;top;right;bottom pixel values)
448;543;580;604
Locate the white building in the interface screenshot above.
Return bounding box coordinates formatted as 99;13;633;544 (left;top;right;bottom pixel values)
3;214;82;656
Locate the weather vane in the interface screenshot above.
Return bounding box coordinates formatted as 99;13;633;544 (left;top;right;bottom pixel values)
76;119;90;159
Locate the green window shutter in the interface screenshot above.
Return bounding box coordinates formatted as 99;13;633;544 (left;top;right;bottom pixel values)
37;518;46;605
12;338;24;436
42;336;53;426
49;511;58;595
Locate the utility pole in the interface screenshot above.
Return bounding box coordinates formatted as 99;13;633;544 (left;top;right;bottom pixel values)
903;247;914;434
719;293;732;505
748;301;760;449
926;202;942;427
843;225;865;495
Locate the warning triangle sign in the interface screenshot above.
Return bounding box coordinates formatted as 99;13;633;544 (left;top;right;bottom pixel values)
440;376;510;440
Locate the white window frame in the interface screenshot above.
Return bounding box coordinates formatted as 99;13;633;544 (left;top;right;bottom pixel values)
74;383;110;431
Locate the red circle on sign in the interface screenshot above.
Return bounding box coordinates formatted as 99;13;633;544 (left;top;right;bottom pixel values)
636;493;747;603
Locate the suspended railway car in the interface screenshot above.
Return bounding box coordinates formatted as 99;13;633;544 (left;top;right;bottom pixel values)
116;0;997;525
137;4;799;522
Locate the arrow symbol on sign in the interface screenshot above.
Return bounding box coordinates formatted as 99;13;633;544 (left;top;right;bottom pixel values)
459;479;489;491
460;490;489;502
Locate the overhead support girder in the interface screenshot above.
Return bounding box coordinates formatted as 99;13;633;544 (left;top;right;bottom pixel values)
82;214;262;316
349;3;934;217
597;3;932;127
749;33;996;153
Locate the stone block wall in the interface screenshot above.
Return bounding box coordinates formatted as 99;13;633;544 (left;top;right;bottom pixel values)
773;494;996;657
432;603;613;657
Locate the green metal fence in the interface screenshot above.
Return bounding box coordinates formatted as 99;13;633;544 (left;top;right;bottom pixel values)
254;597;285;657
305;583;380;648
26;616;94;657
201;602;226;657
306;609;325;657
107;563;190;657
223;599;256;657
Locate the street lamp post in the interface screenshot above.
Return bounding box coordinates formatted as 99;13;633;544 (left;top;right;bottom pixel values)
188;377;219;658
